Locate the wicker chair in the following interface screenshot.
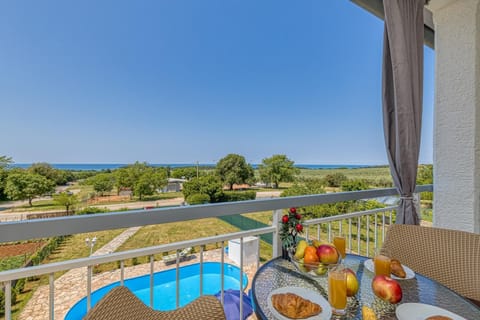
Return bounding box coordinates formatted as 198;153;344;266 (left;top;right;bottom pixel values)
380;224;480;304
84;286;226;320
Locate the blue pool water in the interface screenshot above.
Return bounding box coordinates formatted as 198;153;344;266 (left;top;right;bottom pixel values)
65;262;247;320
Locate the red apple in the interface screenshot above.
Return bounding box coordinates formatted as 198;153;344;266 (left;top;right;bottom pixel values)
371;275;402;304
316;244;339;264
345;268;359;297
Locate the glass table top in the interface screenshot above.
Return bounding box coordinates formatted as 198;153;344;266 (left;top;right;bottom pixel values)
251;254;480;319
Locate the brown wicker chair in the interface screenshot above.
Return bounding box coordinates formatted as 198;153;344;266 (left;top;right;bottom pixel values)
380;224;480;304
83;286;226;320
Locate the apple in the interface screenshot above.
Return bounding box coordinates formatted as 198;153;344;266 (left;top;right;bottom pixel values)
316;244;339;264
314;264;328;276
345;268;359;297
371;275;402;304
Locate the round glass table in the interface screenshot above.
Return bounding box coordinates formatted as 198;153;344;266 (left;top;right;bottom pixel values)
251;254;480;319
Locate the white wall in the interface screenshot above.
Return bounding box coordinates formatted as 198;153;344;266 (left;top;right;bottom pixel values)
430;0;480;233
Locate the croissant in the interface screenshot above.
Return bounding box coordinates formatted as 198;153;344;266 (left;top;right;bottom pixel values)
271;292;322;319
425;316;453;320
390;259;406;278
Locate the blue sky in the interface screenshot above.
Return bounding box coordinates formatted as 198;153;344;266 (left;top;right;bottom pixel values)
0;0;434;165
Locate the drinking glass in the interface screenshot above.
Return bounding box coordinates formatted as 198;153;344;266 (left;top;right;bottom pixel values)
328;264;347;315
332;231;346;259
373;249;391;276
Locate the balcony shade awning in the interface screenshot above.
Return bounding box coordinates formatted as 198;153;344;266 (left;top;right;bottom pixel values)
350;0;434;49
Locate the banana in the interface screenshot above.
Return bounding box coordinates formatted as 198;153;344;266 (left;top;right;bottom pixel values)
294;240;308;259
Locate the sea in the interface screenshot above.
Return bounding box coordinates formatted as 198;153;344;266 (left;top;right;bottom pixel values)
11;163;375;171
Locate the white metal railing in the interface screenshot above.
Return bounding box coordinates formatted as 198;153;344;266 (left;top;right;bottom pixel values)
303;206;397;257
0;185;432;319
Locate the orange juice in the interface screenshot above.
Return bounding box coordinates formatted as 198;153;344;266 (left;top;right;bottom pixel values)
374;255;391;276
333;236;346;259
328;268;347;314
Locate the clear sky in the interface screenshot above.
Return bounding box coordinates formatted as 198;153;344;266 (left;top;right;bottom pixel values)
0;0;434;165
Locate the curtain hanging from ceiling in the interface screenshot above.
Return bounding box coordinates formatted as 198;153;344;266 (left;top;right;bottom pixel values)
382;0;424;225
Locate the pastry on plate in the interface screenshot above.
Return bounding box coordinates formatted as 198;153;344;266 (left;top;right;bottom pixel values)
390;259;406;278
271;292;322;319
425;316;452;320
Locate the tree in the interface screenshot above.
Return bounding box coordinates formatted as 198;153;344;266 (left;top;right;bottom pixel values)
171;167;198;180
216;154;255;190
53;192;79;214
182;175;224;203
133;168;167;200
0;155;13;200
28;162;58;181
258;154;299;188
114;162;149;194
88;173;115;196
5;172;55;206
417;164;433;185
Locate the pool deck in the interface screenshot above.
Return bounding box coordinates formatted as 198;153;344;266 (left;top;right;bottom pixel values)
19;227;259;320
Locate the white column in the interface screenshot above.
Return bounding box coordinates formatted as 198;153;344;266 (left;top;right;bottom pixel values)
430;0;480;233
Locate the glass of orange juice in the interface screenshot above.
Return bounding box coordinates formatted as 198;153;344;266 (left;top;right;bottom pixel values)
328;264;347;315
374;250;391;276
332;231;346;259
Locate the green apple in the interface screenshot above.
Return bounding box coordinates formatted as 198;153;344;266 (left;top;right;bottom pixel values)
297;258;308;272
314;264;328;276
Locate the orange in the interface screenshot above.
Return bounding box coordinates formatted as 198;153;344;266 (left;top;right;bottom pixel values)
303;246;319;269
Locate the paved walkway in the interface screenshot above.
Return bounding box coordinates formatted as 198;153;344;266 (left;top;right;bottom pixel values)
19;227;259;320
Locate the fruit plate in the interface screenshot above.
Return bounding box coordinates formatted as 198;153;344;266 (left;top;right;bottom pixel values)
396;303;466;320
289;250;336;279
364;259;415;280
267;286;332;320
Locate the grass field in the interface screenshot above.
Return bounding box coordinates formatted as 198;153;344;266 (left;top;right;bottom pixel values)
96;216;274;272
297;166;392;181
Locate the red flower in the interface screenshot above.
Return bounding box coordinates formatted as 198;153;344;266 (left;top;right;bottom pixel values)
282;215;289;224
289;207;297;214
295;214;302;220
296;223;303;232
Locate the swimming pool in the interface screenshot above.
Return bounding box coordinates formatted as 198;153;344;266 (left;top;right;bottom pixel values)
65;262;247;320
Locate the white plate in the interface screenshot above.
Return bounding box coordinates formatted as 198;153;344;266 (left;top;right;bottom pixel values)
267;286;332;320
364;259;415;280
396;303;466;320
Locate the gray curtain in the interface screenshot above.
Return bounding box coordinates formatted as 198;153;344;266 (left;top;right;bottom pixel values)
382;0;424;225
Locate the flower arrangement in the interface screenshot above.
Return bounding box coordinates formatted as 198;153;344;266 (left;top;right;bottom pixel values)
279;207;304;250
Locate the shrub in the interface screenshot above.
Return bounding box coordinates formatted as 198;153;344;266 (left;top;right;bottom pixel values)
341;179;368;191
186;193;210;205
182;175;224;202
76;207;110;215
220;191;256;202
323;173;348;187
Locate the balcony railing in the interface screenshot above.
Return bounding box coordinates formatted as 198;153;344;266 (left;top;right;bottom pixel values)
0;185;432;320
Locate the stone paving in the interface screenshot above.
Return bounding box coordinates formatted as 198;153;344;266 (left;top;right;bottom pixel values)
19;226;260;320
